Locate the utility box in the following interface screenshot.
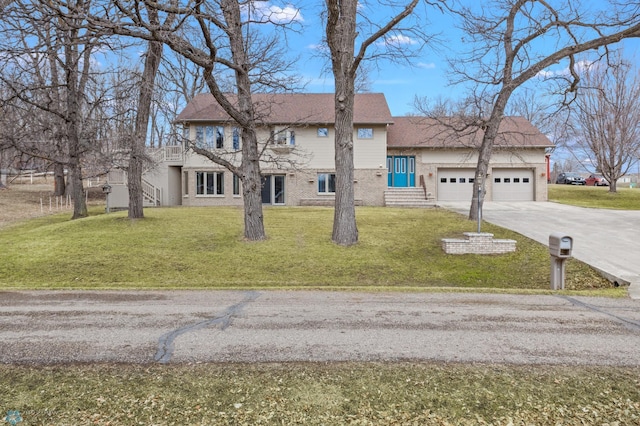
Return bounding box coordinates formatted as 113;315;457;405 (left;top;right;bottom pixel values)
549;233;573;258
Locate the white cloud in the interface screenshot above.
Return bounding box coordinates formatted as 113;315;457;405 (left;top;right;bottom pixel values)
248;2;304;24
536;69;556;79
417;62;436;69
380;34;417;47
307;43;328;52
536;60;597;79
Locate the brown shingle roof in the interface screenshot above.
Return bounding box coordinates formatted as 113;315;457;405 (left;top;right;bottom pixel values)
176;93;394;125
387;116;554;148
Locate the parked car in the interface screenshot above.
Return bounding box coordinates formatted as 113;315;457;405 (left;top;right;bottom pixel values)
585;174;609;186
556;172;586;185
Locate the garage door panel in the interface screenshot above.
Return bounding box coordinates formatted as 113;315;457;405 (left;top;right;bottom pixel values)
492;169;534;201
437;169;475;201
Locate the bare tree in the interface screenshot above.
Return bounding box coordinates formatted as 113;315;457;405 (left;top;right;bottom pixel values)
88;0;303;240
127;6;174;219
446;0;640;219
324;0;436;246
568;55;640;192
0;0;115;218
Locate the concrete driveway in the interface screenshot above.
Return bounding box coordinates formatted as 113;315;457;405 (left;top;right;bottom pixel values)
438;201;640;299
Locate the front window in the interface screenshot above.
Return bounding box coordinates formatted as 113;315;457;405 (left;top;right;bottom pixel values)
233;174;241;196
317;127;328;137
318;173;336;194
196;171;224;195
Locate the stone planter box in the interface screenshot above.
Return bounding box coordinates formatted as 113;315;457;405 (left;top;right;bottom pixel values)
441;232;516;255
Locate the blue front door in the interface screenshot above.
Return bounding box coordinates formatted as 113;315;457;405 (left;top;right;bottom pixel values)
394;157;408;186
387;156;415;187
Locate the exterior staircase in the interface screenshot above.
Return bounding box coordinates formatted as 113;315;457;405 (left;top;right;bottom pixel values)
384;187;436;208
142;179;161;206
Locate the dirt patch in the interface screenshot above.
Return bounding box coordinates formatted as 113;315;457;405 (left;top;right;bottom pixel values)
0;181;105;229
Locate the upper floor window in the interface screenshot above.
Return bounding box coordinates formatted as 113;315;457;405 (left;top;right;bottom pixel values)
195;125;225;149
215;126;224;148
317;128;328;137
357;128;373;139
271;129;296;146
232;127;240;150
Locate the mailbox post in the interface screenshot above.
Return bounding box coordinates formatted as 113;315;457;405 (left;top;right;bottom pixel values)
102;183;112;213
549;233;573;290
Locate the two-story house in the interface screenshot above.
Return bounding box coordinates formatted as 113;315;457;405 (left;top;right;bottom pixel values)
106;92;553;209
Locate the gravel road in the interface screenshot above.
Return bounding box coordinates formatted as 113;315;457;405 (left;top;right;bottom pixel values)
1;290;639;365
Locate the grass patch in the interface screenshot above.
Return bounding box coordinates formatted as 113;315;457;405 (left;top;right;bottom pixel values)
0;205;612;291
549;184;640;209
0;363;638;425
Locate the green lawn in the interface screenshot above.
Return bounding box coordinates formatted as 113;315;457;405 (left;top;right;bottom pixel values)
2;191;638;424
0;205;612;292
549;184;640;209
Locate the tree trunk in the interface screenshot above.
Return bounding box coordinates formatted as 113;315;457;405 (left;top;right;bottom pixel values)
128;149;144;217
64;32;88;219
67;157;87;219
129;38;164;219
67;120;87;218
203;0;266;241
240;128;266;241
327;0;359;246
53;162;66;196
332;92;358;245
469;91;512;221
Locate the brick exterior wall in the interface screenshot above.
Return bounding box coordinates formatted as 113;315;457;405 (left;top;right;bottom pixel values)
442;232;516;255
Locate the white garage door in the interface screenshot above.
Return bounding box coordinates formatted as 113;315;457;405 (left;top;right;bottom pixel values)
492;169;534;201
437;169;476;201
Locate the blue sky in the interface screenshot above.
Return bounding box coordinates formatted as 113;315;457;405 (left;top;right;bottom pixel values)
261;0;640;117
283;1;459;116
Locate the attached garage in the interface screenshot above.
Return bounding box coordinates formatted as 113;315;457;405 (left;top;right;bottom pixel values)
492;168;534;201
437;169;475;201
387;117;553;204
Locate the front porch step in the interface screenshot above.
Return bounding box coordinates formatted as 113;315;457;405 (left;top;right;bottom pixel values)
384;188;436;208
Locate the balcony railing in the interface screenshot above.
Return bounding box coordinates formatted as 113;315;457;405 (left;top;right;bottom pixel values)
163;145;183;161
149;145;184;163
